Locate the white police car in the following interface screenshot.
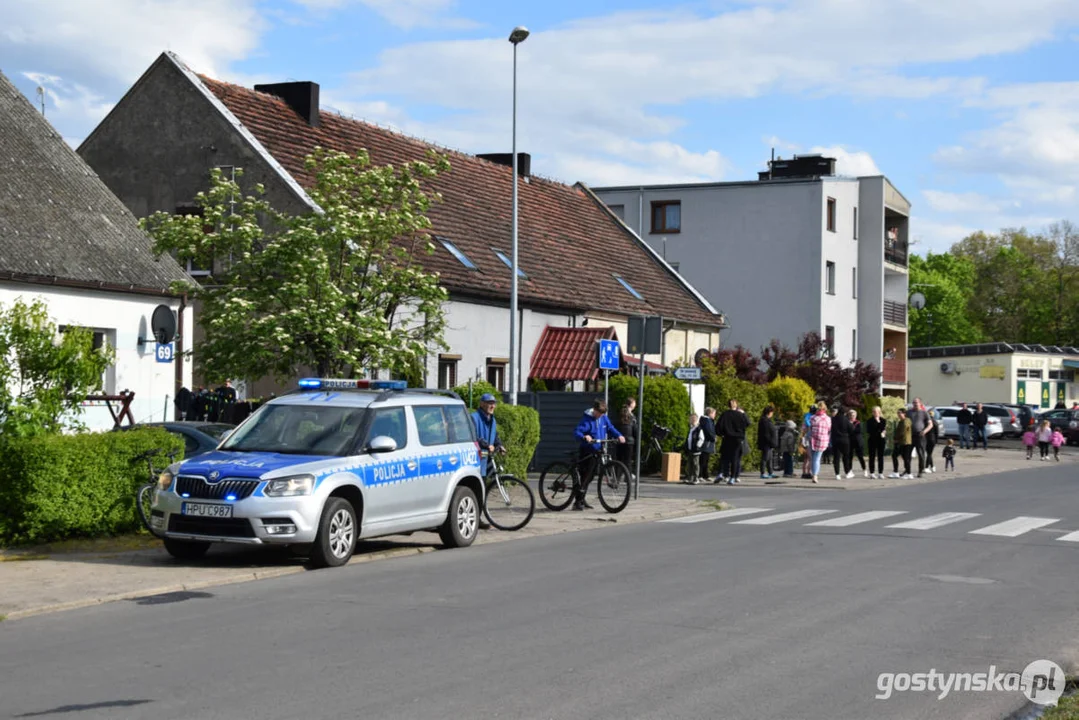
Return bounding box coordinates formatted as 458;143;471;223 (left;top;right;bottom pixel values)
147;379;485;567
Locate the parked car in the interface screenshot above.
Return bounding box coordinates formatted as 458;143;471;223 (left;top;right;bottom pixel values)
1036;409;1079;434
934;406;1004;439
1000;403;1038;434
121;421;236;459
962;403;1022;436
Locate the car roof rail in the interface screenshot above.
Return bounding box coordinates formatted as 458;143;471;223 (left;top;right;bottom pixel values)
374;387;463;403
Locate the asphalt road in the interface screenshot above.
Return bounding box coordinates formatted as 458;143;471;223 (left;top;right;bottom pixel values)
3;463;1079;720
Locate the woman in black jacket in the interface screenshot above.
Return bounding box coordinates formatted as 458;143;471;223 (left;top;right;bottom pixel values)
757;406;779;478
847;409;867;478
865;406;887;478
830;407;853;478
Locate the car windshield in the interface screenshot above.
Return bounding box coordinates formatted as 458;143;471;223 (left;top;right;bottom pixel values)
200;423;236;440
220;404;368;456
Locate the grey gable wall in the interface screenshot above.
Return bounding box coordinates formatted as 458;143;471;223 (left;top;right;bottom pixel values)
78;54;307;222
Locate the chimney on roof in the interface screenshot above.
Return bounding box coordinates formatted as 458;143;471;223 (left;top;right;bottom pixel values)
758;153;836;181
254;81;320;127
477;152;531;177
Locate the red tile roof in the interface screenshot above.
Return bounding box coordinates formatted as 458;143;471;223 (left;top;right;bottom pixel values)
529;326;617;381
197;75;721;327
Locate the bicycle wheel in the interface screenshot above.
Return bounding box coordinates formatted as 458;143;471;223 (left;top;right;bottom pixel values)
136;483;159;535
484;475;535;531
597;460;632;514
538;461;577;512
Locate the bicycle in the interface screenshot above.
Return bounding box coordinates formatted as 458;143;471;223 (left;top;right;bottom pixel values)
641;423;672;468
538;439;632;514
134;448;178;537
481;450;535;532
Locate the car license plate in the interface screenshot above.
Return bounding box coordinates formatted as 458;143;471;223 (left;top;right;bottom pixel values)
181;502;233;518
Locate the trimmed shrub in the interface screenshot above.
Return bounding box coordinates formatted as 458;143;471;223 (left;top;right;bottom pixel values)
704;363;770;472
0;428;183;546
766;376;817;425
493;404;541;477
452;379;500;410
608;374;692;471
876;395;908;452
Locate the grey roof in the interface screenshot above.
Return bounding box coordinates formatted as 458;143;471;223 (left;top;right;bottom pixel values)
909;343;1079;359
0;70;190;295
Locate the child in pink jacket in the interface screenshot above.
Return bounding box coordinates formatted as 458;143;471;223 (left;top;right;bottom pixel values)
1051;429;1065;462
1023;429;1037;460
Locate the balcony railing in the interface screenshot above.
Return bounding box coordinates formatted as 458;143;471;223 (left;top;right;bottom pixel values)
883;300;907;326
885;232;908;266
882;356;906;384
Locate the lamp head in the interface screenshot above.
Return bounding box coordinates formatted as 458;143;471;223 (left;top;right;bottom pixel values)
509;26;530;44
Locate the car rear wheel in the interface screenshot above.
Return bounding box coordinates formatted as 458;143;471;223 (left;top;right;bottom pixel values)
163;538;211;561
439;485;479;548
309;497;358;568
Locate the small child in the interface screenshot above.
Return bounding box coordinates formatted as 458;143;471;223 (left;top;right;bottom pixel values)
1051;429;1065;462
1023;428;1037;459
1037;420;1053;460
943;438;956;471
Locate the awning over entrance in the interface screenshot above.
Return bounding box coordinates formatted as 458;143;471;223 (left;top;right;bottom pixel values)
529;326;617;382
1063;359;1079;369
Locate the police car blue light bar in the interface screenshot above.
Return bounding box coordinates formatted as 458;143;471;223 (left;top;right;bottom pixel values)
298;378;408;391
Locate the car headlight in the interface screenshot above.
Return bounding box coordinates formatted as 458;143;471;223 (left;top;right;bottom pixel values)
157;470;174;491
1070;420;1077;429
264;475;315;497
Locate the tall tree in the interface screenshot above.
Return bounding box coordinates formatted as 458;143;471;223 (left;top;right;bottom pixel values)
908;253;982;347
143;149;451;383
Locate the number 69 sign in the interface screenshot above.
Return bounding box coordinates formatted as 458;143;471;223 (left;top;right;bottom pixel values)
156;343;174;363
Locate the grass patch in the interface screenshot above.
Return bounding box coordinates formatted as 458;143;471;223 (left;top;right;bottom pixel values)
697;499;728;511
0;533;160;558
1038;678;1079;719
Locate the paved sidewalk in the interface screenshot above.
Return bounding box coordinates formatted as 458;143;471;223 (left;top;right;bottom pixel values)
642;443;1079;490
0;496;715;621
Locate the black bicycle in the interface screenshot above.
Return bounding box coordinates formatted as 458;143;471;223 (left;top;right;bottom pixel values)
134;448;178;537
538;439;632;514
482;451;535;532
641;423;672;468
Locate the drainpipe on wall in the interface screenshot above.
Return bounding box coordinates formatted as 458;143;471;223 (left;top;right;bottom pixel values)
174;293;186;420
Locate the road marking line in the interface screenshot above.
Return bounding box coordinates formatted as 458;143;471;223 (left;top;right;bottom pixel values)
732;509;838;525
805;511;909;527
660;507;773;524
1056;530;1079;543
968;516;1060;537
885;512;981;530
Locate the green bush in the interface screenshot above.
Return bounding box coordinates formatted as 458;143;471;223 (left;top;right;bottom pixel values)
608;374;692;470
452;379;500;410
766;376;817;425
876;395;908;452
493;404;541;477
528;378;548;392
704;363;770;472
0;428;183;546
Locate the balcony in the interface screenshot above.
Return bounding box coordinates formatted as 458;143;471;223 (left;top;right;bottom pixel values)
883;300;907;327
885;227;908;266
882;356;906;384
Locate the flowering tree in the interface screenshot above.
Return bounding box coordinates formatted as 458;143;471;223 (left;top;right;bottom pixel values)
142;148;450;383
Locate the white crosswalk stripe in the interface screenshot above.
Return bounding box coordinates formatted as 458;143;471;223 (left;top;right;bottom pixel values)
968;516;1060;537
1056;530;1079;542
805;511;908;527
659;507;773;524
732;509;838;525
885;512;981;530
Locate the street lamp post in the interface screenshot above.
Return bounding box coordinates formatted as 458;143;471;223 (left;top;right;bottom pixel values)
508;25;529;405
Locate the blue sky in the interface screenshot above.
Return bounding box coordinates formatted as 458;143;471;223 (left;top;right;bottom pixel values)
4;0;1079;254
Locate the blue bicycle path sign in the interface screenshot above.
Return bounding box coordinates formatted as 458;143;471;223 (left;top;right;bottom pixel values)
598;339;620;371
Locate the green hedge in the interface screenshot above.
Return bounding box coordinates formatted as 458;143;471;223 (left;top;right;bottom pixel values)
0;428;183;546
493;404;541;478
704;365;770;472
608;374;692;471
453;380;501;410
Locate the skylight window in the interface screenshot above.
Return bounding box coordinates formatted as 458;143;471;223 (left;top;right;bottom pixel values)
614;275;644;301
494;250;527;279
438;237;476;270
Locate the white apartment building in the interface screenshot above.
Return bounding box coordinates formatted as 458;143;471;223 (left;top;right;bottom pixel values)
593;155;910;398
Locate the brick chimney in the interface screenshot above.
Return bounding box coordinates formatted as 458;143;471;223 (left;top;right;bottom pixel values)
254;81;320;127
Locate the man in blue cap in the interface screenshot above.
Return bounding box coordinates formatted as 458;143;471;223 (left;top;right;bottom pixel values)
472;393;504;476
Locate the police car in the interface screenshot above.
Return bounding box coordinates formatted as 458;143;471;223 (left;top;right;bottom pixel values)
147;379;485;567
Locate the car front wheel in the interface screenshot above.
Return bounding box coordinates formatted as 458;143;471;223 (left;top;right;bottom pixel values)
309;497;358;568
439;485;479;548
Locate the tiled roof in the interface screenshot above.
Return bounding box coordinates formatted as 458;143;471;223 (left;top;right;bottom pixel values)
0;71;189;295
529;326;617;381
196;73;721;327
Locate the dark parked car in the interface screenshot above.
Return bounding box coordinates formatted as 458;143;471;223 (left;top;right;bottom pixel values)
121;421;235;459
1036;409;1079;434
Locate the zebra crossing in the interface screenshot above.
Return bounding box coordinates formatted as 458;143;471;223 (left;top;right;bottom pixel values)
660;507;1079;541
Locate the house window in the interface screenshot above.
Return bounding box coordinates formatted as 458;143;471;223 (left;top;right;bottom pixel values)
58;326;115;392
852;267;857;298
825;261;836;295
438;237;476;270
1018;369;1044;379
608;204;625;220
853;207;858;239
494;250;528;279
486;358;507;391
174;203;213;277
825;326;835;358
613;274;644;300
1049;370;1075;382
852;329;857;359
650;201;681;233
827;197;836;232
437;354;460;389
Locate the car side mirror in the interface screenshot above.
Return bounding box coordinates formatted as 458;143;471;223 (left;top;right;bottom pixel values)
367;435;397;453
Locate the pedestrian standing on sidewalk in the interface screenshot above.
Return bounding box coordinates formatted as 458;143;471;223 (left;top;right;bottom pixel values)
757;405;778;479
830;406;853;479
699;407;717;482
808;401;832;484
973;403;989;450
957;402;973;450
866;405;887;478
716;399;750;485
943;439;956;471
780;419;797;477
889;408;913;478
1023;427;1037;459
924;409;939;474
908;398;933;478
800;404;815;479
847;409;868;478
1051;428;1065;461
683;413;704;483
1037;420;1053;460
616;398;638;473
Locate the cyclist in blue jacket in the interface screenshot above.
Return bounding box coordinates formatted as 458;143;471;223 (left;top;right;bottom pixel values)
573;399;625;510
472;393;504;476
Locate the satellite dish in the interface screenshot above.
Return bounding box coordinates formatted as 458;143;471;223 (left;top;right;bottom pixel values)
151;305;176;344
910;292;927;310
693;348;711;367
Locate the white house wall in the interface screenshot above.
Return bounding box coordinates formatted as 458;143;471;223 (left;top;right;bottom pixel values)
909;354;1077;408
0;283;192;431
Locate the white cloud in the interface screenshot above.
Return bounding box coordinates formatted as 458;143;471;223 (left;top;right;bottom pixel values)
288;0;472;30
921;190;1009;215
809;146;881;177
